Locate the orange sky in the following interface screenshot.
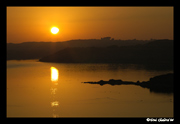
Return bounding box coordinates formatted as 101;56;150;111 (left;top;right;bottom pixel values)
7;7;173;43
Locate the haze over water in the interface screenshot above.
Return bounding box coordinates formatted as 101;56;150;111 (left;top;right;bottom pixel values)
7;60;173;117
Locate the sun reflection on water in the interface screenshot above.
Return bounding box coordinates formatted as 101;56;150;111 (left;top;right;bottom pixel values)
51;67;59;82
50;66;59;118
50;88;57;95
51;101;59;107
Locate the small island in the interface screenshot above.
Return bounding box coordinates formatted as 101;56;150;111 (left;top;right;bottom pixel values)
83;73;173;93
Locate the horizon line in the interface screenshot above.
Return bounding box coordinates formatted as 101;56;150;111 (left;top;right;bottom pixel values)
7;38;173;44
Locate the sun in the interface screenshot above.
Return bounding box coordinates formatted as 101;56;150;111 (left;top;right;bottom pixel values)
51;27;59;34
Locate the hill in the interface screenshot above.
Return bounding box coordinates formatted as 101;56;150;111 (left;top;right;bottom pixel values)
7;38;148;60
39;39;173;70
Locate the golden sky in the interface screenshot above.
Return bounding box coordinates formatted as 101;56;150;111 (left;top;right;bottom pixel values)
7;7;173;43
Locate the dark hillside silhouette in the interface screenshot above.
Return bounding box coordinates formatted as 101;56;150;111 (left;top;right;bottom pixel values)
7;42;64;60
39;39;173;70
7;38;149;60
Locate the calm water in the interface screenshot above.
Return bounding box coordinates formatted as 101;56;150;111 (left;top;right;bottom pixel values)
7;60;173;117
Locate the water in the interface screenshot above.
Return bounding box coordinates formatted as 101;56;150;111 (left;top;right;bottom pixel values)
7;60;173;117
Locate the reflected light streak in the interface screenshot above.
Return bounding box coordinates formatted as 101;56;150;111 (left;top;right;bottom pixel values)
50;88;57;95
50;66;59;117
51;101;59;107
51;67;59;82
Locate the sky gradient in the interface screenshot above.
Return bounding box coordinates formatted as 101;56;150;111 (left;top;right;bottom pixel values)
7;7;173;43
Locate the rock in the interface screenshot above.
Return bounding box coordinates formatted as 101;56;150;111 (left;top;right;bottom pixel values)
83;73;173;94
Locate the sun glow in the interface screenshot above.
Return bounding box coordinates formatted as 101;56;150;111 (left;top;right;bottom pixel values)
51;27;59;34
51;67;59;82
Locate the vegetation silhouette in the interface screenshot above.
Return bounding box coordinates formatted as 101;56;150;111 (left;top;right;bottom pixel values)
83;73;173;94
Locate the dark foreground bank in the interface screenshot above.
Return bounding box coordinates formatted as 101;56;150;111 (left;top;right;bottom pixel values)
83;73;173;94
